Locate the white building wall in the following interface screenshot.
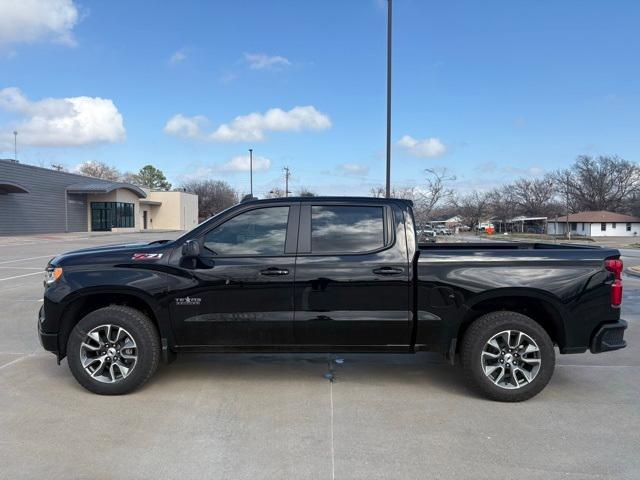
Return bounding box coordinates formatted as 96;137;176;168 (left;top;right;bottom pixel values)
548;221;640;237
589;222;640;237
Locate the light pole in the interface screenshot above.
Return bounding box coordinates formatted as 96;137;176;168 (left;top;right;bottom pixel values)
13;131;18;161
249;148;253;196
385;0;392;198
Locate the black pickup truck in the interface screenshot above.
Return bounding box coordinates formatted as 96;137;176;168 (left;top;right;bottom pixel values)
38;197;627;401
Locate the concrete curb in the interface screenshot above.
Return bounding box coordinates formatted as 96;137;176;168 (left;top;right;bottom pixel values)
626;267;640;278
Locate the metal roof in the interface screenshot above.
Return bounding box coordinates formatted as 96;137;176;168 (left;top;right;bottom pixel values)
65;182;146;198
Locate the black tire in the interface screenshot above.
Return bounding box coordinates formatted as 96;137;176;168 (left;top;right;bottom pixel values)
461;311;555;402
67;305;160;395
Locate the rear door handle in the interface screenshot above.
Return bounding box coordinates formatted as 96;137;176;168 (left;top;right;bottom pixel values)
373;267;404;276
260;267;290;276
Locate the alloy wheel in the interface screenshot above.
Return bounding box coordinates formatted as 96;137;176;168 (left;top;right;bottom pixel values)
79;324;138;383
481;330;541;389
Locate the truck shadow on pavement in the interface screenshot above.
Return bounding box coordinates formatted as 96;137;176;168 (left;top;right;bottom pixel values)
145;352;474;399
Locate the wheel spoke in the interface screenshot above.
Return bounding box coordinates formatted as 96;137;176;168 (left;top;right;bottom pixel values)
81;341;100;352
114;361;130;377
482;350;500;359
90;357;107;378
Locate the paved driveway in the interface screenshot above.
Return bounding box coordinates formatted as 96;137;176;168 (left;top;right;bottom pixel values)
1;233;638;479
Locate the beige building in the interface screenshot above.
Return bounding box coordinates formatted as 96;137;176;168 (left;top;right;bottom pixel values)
84;186;198;232
138;190;199;231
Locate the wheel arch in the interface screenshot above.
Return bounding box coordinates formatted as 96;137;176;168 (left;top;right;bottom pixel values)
457;289;568;350
57;287;170;359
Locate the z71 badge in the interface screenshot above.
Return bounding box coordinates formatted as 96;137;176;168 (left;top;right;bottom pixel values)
131;253;163;260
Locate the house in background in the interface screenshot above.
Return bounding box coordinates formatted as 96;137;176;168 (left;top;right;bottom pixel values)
547;211;640;237
0;159;198;235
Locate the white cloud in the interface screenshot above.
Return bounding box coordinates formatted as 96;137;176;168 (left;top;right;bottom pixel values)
219;155;272;172
169;50;187;65
0;87;125;147
163;114;208;139
164;106;331;142
243;52;291;70
0;0;79;47
338;163;369;175
397;135;447;158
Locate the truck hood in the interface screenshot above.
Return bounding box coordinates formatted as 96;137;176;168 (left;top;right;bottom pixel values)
49;240;172;267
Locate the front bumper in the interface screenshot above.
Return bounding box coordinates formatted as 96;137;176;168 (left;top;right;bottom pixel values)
37;305;59;354
590;319;628;353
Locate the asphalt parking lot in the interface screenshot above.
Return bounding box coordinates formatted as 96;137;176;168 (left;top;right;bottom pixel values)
1;233;639;479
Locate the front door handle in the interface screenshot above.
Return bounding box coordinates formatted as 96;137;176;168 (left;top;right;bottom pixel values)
260;267;290;276
373;267;404;276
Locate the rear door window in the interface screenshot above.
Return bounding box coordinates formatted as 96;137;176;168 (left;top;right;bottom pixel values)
311;206;385;254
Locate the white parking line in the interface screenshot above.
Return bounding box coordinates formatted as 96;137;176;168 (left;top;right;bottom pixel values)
0;255;56;265
557;364;635;368
0;266;43;270
0;272;43;282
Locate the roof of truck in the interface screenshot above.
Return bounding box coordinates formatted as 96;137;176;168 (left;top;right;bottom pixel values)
241;196;414;206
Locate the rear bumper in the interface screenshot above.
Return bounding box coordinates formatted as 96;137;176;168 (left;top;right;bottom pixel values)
590;319;628;353
37;305;59;354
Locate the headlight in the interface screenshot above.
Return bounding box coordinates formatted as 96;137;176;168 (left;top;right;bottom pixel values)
44;267;63;285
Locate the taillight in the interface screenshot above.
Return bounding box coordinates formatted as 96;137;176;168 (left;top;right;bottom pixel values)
605;258;623;308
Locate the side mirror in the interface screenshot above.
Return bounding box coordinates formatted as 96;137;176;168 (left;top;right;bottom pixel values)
181;239;201;258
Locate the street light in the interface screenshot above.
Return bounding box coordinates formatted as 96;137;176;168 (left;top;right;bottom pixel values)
249;148;254;196
385;0;392;198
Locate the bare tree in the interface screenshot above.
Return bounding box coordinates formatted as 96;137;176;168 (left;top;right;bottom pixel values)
77;161;120;181
555;155;640;213
297;187;316;197
369;168;455;226
511;175;556;216
488;188;518;232
265;187;285;198
452;191;490;232
180;180;239;221
414;168;456;224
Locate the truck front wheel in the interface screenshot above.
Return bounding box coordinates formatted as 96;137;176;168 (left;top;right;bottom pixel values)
66;306;160;395
460;311;555;402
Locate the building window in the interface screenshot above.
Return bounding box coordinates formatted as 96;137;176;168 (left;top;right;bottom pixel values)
91;202;134;231
581;223;585;230
612;222;617;229
627;223;632;232
601;222;606;232
570;222;577;231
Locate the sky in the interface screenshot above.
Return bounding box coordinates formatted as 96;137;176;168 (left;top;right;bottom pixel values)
1;0;639;197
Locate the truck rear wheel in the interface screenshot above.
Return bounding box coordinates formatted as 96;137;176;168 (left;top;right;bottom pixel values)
461;311;555;402
67;306;160;395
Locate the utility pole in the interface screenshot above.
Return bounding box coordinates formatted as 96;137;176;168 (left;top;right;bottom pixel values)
284;166;291;197
565;180;571;240
385;0;392;198
249;148;253;196
13;131;18;161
